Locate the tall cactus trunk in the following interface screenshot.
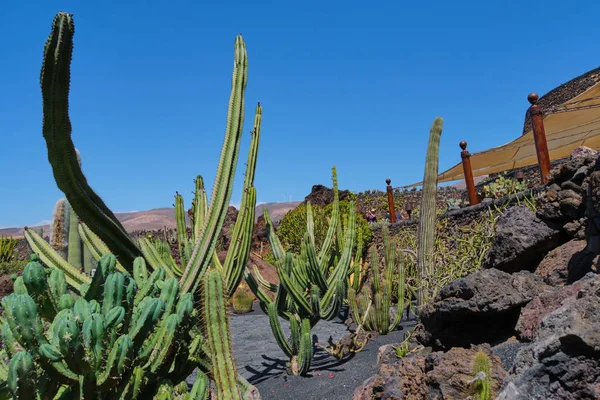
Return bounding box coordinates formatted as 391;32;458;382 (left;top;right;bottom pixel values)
67;205;82;271
416;117;443;310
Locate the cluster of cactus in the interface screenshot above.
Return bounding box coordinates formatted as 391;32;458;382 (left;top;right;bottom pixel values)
244;167;357;375
347;224;405;335
7;10;264;398
416;117;444;308
0;254;209;398
0;235;17;263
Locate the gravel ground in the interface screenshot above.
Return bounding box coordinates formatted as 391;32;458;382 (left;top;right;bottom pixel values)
187;305;418;399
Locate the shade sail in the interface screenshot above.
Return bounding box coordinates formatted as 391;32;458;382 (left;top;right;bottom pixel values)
404;82;600;187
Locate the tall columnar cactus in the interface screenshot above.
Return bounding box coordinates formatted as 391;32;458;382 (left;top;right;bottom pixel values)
0;254;209;398
138;101;261;298
347;224;405;335
44;150;110;275
29;11;262;398
416;117;443;308
49;198;70;260
245;167;357;375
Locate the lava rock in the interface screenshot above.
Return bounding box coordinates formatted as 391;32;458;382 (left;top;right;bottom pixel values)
353;345;506;400
303;184;352;207
515;273;597;342
547;146;597;184
419;268;550;349
484;206;566;273
498;273;600;400
534;239;587;286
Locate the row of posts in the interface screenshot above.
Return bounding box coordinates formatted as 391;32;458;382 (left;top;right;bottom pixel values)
386;92;551;222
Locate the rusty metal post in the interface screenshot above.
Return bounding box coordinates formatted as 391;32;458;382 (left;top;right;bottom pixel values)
386;179;397;223
528;93;551;184
405;202;413;220
460;141;479;205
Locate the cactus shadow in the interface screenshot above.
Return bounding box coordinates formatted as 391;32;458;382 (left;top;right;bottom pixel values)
243;336;358;385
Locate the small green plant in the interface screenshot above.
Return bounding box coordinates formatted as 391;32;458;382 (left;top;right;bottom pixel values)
392;327;423;359
0;260;28;276
481;173;527;199
0;235;17;263
471;349;493;400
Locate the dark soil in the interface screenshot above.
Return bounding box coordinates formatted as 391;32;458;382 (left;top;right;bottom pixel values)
0;275;14;299
253;318;418;400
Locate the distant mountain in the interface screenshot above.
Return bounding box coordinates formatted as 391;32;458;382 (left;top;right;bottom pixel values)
0;201;301;239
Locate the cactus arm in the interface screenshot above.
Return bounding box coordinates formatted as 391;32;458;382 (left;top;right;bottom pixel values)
251;265;277;292
203;270;241;400
223;103;261;295
175;193;189;262
137;238;165;271
276;255;311;315
224;187;256;296
347;287;363;327
67;206;83;270
243;270;273;307
40;12;141;268
317;167;340;268
302;233;328;293
78;223;127;272
137;238;177;278
319;279;345;321
191;176;207;243
416;117;443;307
324;203;356;290
263;209;286;263
23;228;90;290
7;351;37;399
266;303;294;358
389;251;405;332
306;202;316;248
180;36;248;295
296;318;313;376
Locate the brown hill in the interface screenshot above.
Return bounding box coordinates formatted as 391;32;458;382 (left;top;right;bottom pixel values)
1;202;301;239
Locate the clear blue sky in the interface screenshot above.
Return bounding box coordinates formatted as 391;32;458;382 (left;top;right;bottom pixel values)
2;0;599;228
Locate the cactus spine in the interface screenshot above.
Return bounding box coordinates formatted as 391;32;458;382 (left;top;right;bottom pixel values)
416;117;443;308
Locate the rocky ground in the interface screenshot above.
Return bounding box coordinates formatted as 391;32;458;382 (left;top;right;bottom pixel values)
351;146;600;400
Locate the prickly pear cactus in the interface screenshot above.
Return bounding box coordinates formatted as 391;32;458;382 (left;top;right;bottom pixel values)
0;254;208;399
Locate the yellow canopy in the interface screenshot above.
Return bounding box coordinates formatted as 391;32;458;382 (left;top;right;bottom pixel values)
405;82;600;187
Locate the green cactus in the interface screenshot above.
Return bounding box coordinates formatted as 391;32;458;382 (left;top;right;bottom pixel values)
244;167;357;375
0;254;208;398
41;150;114;275
416;117;443;308
347;224;405;335
472;350;492;400
18;10;263;399
139;101;261;299
49;198;70;260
